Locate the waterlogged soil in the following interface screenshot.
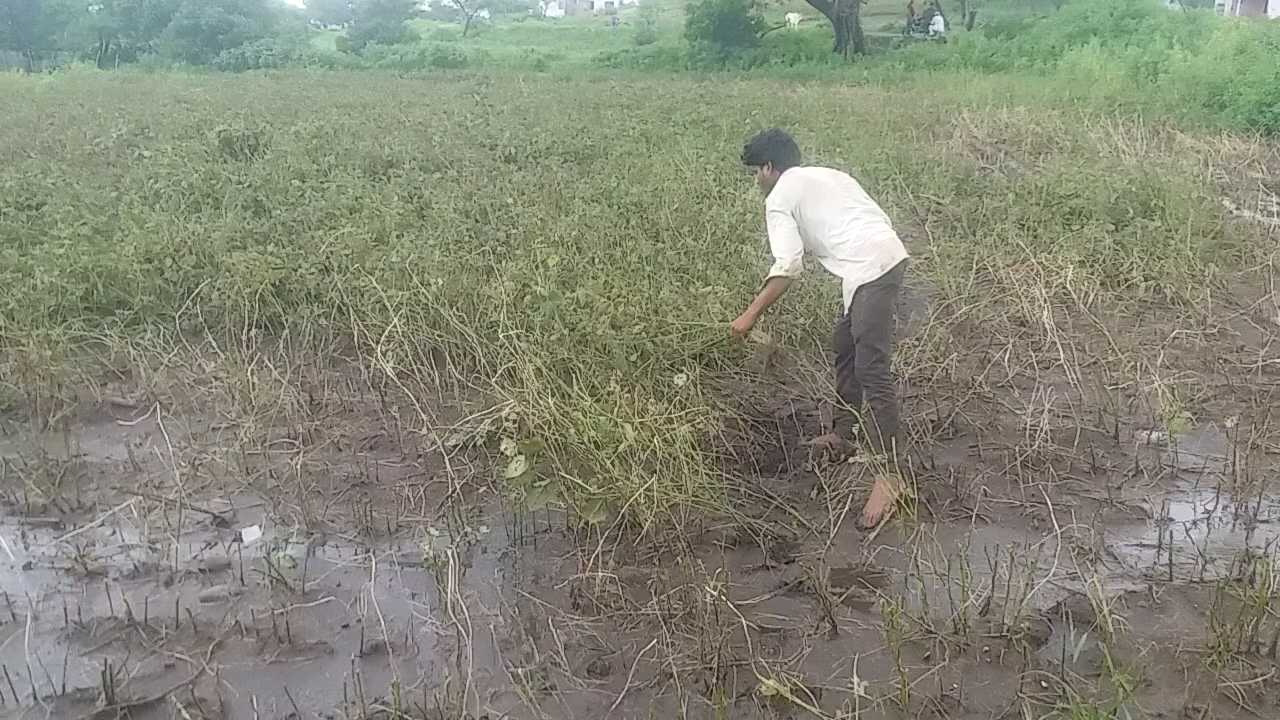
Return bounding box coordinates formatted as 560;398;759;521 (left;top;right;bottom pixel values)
1;335;1279;720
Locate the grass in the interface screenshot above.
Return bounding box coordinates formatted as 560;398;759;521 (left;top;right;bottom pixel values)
278;0;1280;136
294;0;1059;73
3;23;1280;718
0;67;1265;530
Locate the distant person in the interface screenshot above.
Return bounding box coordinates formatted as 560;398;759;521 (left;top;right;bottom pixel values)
929;10;946;36
907;0;917;21
732;129;910;529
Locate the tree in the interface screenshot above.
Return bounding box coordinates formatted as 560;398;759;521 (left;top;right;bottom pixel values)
683;0;764;56
955;0;991;32
348;0;416;49
305;0;352;27
445;0;487;37
0;0;44;70
73;0;180;68
802;0;864;56
633;0;657;45
159;0;279;64
0;0;75;70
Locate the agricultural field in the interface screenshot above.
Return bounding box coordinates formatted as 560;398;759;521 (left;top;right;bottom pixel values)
2;65;1280;720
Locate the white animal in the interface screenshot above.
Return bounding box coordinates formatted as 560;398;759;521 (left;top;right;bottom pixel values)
785;12;802;29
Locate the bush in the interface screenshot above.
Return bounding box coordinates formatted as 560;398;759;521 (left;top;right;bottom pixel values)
1161;21;1280;132
349;23;419;51
884;0;1280;133
595;43;686;70
353;41;473;69
427;27;461;42
427;43;468;68
211;37;301;71
753;28;833;66
348;0;420;51
633;2;659;46
684;0;764;58
159;0;281;66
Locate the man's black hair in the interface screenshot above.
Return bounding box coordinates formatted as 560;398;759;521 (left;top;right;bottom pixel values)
741;129;802;172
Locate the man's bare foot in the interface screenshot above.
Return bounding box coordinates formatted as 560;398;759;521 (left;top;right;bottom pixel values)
859;474;901;529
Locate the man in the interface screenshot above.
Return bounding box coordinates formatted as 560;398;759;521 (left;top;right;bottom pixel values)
928;5;946;37
731;129;909;529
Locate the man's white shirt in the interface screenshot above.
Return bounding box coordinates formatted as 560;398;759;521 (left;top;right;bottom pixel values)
763;166;909;311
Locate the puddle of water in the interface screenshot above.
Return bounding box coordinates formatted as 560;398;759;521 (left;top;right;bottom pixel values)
1095;422;1280;583
1162;425;1233;475
0;494;521;718
1109;484;1280;582
0;415;542;719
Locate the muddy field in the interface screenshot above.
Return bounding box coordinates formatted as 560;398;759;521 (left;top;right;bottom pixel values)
4;72;1280;720
0;268;1277;720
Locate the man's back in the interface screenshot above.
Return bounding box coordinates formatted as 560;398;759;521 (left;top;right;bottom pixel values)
765;166;908;310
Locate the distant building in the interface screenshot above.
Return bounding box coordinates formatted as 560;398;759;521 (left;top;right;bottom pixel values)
1215;0;1280;17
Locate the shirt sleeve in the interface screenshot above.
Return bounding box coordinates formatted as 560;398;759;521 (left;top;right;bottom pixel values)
764;198;805;280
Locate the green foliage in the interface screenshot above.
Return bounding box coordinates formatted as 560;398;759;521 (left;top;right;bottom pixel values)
73;0;182;66
1;0;293;69
0;0;75;64
159;0;280;65
427;41;467;67
355;40;473;67
684;0;763;60
881;0;1280;133
595;41;686;69
0;71;1256;522
427;26;460;42
348;0;418;50
633;1;658;46
1163;20;1280;132
211;35;314;70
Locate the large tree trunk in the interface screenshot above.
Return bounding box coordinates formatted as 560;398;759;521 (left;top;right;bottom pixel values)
804;0;865;56
958;0;977;30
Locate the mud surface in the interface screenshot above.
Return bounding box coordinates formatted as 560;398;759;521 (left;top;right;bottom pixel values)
1;285;1279;720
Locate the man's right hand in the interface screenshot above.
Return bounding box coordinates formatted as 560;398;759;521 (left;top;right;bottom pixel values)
730;311;756;339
